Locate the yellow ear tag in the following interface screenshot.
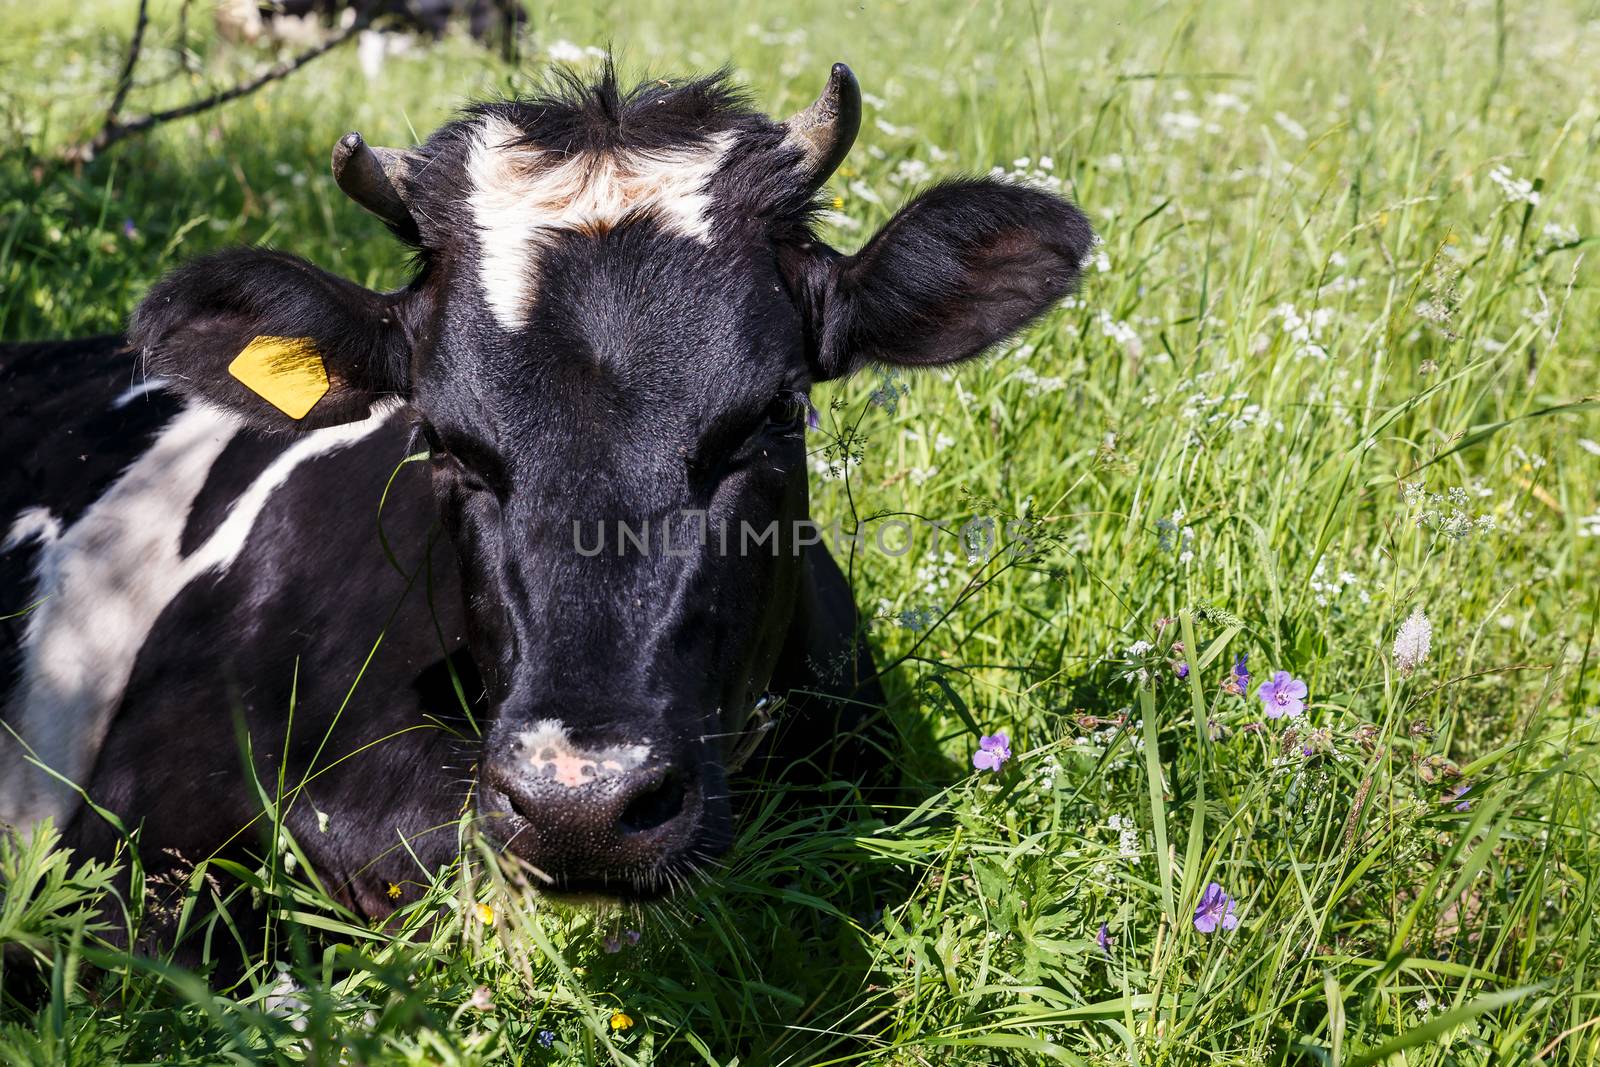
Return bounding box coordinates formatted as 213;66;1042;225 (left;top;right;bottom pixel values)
227;336;330;420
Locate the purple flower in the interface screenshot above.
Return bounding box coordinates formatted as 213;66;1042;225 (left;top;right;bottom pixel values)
623;928;641;945
1257;670;1308;719
972;731;1011;773
1448;783;1471;812
1173;660;1190;679
1222;653;1250;696
1096;922;1112;955
803;395;821;430
121;218;137;239
537;1029;556;1047
603;935;622;954
1193;881;1240;933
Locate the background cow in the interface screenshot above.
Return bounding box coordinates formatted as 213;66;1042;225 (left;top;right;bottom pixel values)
0;63;1092;941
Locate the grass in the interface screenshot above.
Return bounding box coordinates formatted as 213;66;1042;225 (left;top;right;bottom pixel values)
3;0;1600;1062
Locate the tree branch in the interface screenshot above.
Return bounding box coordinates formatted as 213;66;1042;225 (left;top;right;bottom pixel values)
103;0;151;126
67;9;371;163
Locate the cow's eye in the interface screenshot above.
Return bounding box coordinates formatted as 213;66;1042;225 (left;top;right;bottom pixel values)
765;391;813;434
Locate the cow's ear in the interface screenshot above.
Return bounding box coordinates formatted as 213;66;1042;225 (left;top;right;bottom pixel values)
811;180;1093;379
130;248;412;431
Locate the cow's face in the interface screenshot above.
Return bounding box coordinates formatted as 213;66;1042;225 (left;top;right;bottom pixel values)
132;64;1093;897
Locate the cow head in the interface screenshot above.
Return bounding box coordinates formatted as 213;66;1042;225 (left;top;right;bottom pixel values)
130;64;1093;896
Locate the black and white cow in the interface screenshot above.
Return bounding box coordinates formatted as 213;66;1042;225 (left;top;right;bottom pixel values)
0;64;1092;922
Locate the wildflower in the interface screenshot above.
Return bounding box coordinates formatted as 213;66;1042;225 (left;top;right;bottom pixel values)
1447;782;1472;812
1351;723;1380;754
1222;654;1251;696
1487;164;1540;206
386;882;401;900
121;218;137;239
1393;607;1432;675
610;1011;634;1031
1273;111;1308;140
1193;881;1240;933
972;731;1012;773
1300;726;1333;756
537;1029;556;1047
475;902;495;925
1107;814;1141;862
1258;671;1308;719
546;39;605;63
1414;754;1463;784
623;928;641;945
803;395;822;431
1169;640;1188;679
603;935;622;953
1097;922;1113;955
468;986;495;1011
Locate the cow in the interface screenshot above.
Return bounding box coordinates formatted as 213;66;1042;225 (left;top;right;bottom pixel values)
216;0;525;50
0;63;1093;934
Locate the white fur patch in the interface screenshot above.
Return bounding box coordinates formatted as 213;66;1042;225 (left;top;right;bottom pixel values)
466;114;734;330
3;507;62;553
0;404;397;832
515;719;651;789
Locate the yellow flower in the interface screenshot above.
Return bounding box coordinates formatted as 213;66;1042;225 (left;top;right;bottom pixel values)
386;882;401;900
609;1011;634;1031
476;902;495;924
831;196;845;210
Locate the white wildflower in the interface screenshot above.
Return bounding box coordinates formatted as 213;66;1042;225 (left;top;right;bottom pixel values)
1488;164;1541;206
1393;607;1432;676
1206;91;1248;113
1273;111;1308;141
546;39;605;63
1107;814;1141;862
847;179;882;205
891;158;932;186
1097;310;1143;357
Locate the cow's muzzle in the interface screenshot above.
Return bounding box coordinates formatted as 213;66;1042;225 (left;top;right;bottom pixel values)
475;720;715;894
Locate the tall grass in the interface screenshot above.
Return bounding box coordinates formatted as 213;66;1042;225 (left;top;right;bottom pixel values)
2;0;1599;1062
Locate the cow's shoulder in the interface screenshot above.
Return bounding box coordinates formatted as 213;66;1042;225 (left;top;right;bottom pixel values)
0;336;430;831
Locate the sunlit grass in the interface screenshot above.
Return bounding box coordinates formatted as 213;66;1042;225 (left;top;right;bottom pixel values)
3;0;1600;1063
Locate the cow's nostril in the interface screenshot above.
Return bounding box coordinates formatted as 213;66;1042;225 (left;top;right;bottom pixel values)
619;773;688;834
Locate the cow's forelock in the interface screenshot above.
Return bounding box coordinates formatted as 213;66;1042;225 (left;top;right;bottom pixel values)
465;113;737;331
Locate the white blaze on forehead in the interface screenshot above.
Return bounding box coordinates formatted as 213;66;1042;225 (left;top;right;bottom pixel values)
515;719;652;789
466;113;735;330
0;403;398;831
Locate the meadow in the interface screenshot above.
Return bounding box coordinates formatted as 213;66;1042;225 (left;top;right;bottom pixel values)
3;0;1600;1063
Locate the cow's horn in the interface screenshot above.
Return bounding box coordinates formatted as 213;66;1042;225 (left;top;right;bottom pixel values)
331;132;419;239
782;63;861;188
